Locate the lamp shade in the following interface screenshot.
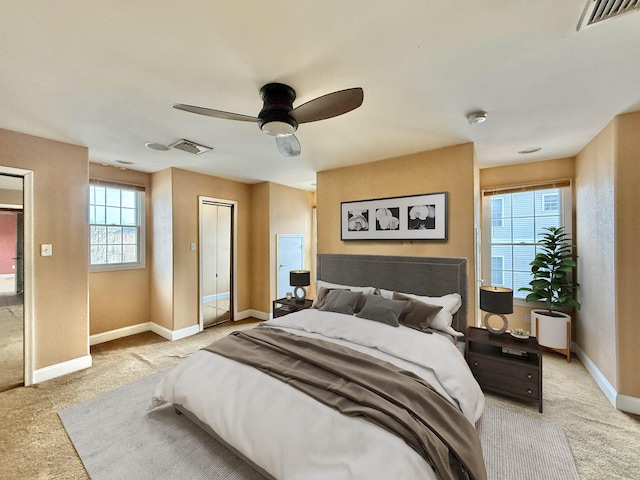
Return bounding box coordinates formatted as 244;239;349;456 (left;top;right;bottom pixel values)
290;270;311;287
480;286;513;314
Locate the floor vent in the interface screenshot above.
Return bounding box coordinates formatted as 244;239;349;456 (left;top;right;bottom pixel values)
578;0;640;30
169;139;213;155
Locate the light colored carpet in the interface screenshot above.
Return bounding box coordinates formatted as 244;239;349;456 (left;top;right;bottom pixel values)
1;320;639;480
59;370;579;480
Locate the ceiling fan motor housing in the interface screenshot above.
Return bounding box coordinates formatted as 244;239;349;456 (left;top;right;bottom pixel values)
258;83;298;136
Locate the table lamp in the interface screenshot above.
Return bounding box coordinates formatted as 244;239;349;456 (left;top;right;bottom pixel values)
480;286;513;335
290;270;311;303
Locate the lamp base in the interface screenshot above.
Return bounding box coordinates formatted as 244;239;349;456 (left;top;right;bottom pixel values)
483;312;508;335
293;286;307;303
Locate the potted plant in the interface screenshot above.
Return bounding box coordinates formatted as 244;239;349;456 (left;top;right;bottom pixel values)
518;226;580;361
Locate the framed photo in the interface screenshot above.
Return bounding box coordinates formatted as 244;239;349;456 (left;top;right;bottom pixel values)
341;192;448;241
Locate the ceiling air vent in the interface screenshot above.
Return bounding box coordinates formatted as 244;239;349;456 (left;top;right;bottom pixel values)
577;0;640;30
169;139;213;155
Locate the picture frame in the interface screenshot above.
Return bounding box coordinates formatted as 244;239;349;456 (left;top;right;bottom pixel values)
341;192;448;241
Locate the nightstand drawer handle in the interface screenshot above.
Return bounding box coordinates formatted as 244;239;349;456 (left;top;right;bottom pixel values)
527;374;532;379
527;389;532;394
473;361;478;367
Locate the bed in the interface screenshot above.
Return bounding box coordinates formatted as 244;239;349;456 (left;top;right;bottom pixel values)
150;254;486;480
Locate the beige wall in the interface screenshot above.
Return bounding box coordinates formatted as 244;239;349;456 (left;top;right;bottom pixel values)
268;182;314;305
150;168;174;330
317;143;478;326
615;112;640;397
248;182;314;313
0;188;23;205
479;157;576;332
575;124;617;388
153;168;252;331
249;182;271;313
88;164;152;334
0;128;89;369
574;111;640;400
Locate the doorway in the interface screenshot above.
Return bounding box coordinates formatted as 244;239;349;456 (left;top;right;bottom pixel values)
0;175;25;392
199;197;235;329
276;234;304;300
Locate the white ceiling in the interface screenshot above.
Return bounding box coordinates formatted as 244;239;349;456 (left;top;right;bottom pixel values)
1;1;639;191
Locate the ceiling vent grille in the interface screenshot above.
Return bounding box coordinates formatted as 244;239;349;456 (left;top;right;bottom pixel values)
169;139;213;155
578;0;640;30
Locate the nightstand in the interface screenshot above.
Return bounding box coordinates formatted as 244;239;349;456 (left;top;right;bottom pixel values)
272;297;313;318
465;326;543;413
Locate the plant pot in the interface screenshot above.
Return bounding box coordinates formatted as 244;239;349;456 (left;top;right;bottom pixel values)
531;309;571;361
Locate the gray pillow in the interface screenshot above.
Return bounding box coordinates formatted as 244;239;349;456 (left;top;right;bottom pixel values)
313;287;347;309
318;289;363;315
356;294;407;327
393;292;442;333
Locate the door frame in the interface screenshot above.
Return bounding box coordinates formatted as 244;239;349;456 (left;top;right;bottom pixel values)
198;196;237;331
0;166;34;386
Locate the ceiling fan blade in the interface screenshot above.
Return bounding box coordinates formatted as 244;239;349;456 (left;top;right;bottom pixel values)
172;103;258;122
276;134;301;157
291;88;364;124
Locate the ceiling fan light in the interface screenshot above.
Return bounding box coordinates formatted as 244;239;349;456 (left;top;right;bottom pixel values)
261;120;297;137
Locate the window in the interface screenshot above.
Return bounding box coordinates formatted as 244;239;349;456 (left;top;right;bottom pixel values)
482;183;571;301
491;197;504;227
89;180;145;271
541;192;559;212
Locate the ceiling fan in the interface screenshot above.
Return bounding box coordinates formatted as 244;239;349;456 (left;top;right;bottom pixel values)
172;83;364;157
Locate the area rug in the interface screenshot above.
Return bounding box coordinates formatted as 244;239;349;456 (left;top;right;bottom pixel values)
59;370;580;480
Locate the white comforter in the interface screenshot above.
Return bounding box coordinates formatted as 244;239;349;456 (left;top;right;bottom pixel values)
150;310;485;480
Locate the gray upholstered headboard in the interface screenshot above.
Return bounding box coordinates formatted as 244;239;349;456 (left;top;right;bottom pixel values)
317;254;468;333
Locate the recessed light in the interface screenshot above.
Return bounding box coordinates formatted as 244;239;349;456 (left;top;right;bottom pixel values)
145;142;170;151
518;147;541;154
466;111;487;125
116;160;134;165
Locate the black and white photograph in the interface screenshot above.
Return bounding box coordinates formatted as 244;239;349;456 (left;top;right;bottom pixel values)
408;204;436;230
341;192;447;240
376;207;400;231
347;210;369;231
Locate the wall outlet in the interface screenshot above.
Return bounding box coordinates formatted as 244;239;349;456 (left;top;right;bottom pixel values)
524;313;531;324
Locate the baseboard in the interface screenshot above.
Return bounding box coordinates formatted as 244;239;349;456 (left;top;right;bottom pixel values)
236;309;269;321
89;311;269;347
150;322;201;341
33;354;92;384
617;394;640;415
90;322;152;345
574;342;640;415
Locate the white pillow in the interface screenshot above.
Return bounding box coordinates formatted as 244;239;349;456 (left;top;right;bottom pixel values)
312;280;376;308
381;289;462;315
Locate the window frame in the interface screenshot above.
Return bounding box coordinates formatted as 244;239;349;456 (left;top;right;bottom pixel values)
481;184;572;306
89;180;146;272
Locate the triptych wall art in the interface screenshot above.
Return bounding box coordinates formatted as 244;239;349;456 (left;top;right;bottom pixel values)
341;192;448;241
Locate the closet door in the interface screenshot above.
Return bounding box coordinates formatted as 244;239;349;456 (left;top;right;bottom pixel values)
200;200;233;328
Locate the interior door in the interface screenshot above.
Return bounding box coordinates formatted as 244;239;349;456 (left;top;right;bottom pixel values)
276;234;304;300
15;212;24;294
200;199;233;328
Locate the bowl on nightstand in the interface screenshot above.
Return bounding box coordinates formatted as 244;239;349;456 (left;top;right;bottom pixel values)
509;328;530;340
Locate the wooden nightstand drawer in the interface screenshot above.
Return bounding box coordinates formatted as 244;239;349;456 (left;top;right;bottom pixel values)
465;327;543;412
467;352;539;381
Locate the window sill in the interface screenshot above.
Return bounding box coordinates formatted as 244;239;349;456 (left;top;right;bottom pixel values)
89;263;146;273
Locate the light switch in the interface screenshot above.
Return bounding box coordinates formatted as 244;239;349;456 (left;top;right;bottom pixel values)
41;244;53;256
190;242;197;251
